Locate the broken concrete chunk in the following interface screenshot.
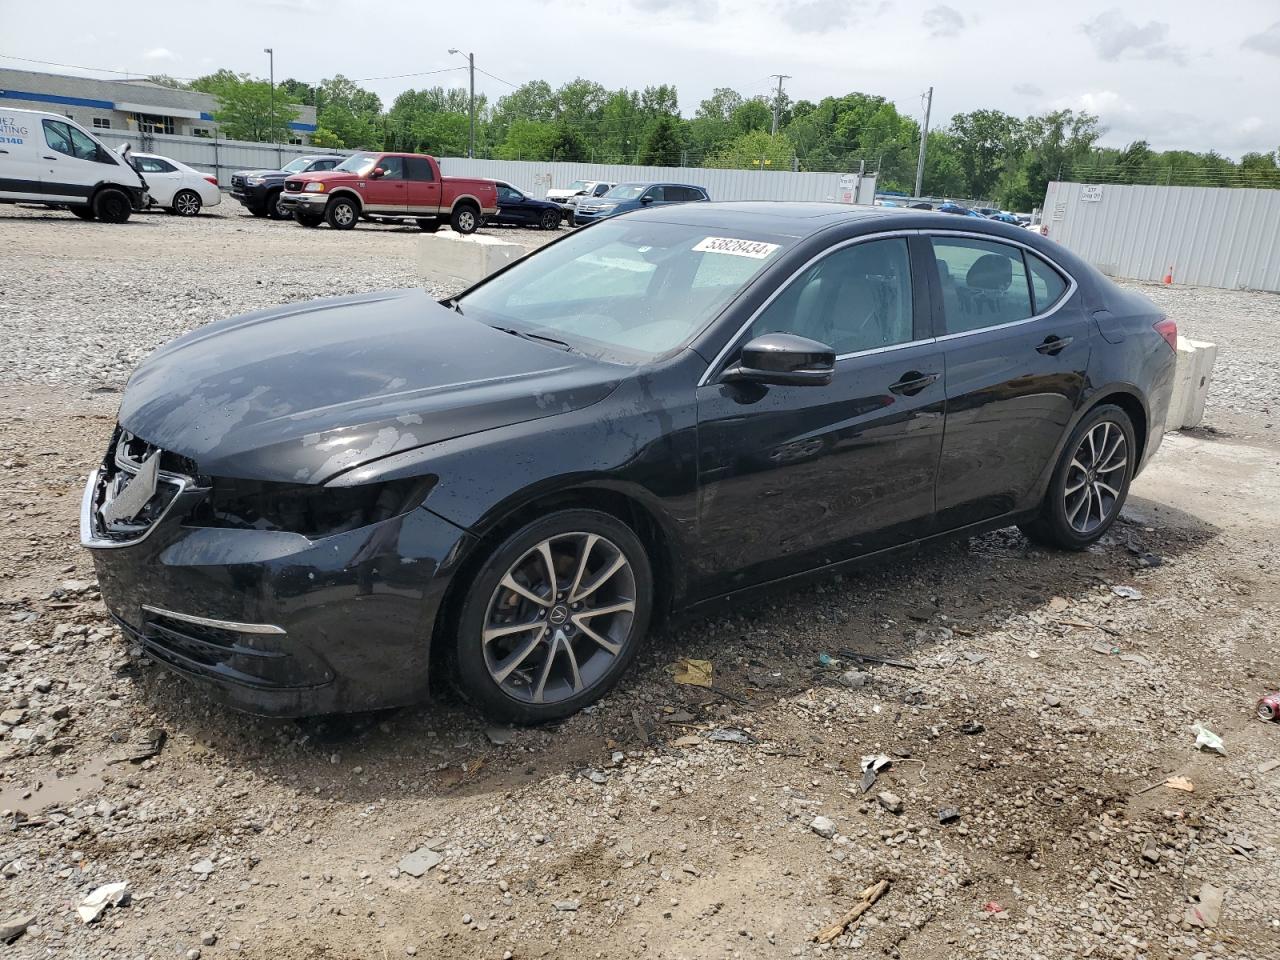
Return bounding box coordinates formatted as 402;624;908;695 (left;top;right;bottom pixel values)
77;881;129;924
809;815;836;839
0;914;35;944
398;848;443;877
1184;882;1225;928
877;791;903;814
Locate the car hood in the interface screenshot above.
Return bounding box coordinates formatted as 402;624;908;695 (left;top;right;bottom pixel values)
287;170;356;185
117;289;623;484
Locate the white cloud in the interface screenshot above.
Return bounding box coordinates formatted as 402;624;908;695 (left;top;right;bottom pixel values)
923;5;965;38
1080;10;1187;65
1012;83;1043;97
1242;21;1280;57
143;47;176;61
781;0;859;34
632;0;719;21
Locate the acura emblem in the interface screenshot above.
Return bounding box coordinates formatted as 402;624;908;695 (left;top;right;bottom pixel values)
100;450;159;524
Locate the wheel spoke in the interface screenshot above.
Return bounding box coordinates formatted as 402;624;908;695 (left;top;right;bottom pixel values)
575;599;636;619
1086;427;1099;464
482;619;544;644
1065;477;1087;495
491;626;546;684
531;632;559;703
500;573;550;608
1096;479;1121;499
572;617;622;656
1067;488;1088;527
566;533;599;603
562;634;583;692
1100;429;1124;466
536;541;559;600
573;553;627;602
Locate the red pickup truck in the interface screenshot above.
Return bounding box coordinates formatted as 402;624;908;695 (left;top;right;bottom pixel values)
278;152;498;233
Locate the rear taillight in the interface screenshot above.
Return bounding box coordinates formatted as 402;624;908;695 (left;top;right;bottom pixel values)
1154;318;1178;351
204;175;218;186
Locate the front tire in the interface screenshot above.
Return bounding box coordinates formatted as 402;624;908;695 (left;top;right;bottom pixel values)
248;205;269;217
266;189;290;220
173;189;202;217
1019;404;1135;550
539;209;560;231
93;188;132;224
325;196;359;230
453;509;653;724
450;204;479;234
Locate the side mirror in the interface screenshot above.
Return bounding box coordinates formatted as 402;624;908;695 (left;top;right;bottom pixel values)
722;333;835;387
639;195;654;205
370;167;385;179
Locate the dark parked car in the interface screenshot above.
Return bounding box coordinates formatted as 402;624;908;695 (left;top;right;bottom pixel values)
489;182;563;230
574;181;709;225
229;155;345;219
986;211;1022;226
938;201;985;218
81;203;1176;723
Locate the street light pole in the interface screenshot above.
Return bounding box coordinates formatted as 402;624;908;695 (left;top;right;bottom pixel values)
914;85;933;200
449;48;476;158
264;47;275;143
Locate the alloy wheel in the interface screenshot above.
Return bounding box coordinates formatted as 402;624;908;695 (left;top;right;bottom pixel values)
457;210;476;232
1064;420;1128;535
482;532;637;705
175;191;201;216
333;203;355;226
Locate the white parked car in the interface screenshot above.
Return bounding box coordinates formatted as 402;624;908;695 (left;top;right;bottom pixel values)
132;153;221;216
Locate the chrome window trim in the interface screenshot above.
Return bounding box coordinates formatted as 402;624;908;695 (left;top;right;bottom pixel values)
697;229;923;387
140;604;287;636
923;229;1079;342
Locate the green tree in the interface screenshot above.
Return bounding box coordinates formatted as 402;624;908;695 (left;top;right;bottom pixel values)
146;74;189;90
707;130;794;170
278;78;316;106
638;114;683;165
496;119;559;160
314;75;382;148
194;72;300;142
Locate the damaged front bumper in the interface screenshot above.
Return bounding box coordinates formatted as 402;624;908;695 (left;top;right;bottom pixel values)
80;436;473;717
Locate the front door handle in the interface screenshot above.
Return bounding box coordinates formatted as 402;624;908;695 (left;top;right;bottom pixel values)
1036;335;1074;355
888;371;939;396
42;155;57;160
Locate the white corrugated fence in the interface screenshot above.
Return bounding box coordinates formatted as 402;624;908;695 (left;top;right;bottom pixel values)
1042;181;1280;293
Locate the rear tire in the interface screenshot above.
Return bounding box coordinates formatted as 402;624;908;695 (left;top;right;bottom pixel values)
93;188;132;224
325;196;359;230
1019;404;1135;550
450;204;479;235
70;205;96;221
416;219;441;232
452;509;653;724
173;189;202;217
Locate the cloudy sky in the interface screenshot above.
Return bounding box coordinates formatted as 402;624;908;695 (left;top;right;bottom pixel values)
4;0;1278;157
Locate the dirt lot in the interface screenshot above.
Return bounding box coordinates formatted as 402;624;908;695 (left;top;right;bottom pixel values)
1;202;1278;960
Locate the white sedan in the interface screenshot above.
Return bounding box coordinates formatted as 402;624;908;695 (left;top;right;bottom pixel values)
132;153;222;216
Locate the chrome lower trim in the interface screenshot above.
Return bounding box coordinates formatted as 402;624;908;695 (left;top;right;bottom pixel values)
141;604;287;636
79;467;192;550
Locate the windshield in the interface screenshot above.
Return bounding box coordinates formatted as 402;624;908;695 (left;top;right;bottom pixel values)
281;157;311;173
604;183;647;200
456;219;791;363
564;180;588;192
334;153;378;174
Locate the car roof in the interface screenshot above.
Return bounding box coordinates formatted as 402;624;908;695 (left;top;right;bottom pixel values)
622;200;1040;240
615;181;706;189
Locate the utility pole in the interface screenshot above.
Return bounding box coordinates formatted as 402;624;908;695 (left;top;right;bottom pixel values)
914;85;932;199
769;73;791;136
264;48;275;143
449;49;476;158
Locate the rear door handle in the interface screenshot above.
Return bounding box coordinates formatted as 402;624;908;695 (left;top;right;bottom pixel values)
1036;335;1074;355
42;155;57;160
888;371;939;396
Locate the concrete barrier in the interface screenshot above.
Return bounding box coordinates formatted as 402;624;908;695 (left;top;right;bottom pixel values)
415;231;533;286
1168;336;1217;431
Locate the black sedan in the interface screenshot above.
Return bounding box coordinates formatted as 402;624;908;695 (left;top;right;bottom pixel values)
488;181;563;230
81;203;1177;723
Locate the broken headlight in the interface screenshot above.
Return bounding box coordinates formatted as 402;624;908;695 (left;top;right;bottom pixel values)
190;476;436;538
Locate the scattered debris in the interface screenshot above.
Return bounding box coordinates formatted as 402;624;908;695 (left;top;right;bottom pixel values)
1111;585;1144;600
0;914;34;944
859;754;892;793
706;727;754;744
1048;596;1070;613
813;879;889;943
982;901;1005;915
1165;776;1195;793
1256;692;1280;721
399;847;444;877
837;650;916;670
1141;844;1161;864
552;900;580;913
1257;759;1280;774
1192;724;1227;756
817;652;839;668
1091;640;1121;656
668;658;713;687
107;727;167;765
937;807;960;824
76;882;129;924
1183;882;1225;928
809;815;837;839
838;669;868;689
962;651;988;664
484;726;514;746
959;722;985;735
190;858;215;878
877;791;903;814
671;734;703;748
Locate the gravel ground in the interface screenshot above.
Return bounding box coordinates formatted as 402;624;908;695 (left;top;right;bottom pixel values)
1;203;1279;960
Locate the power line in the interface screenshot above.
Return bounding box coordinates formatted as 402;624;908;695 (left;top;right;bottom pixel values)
475;66;517;88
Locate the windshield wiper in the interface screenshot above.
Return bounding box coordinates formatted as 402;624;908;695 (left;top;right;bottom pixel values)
489;325;573;351
443;298;463;315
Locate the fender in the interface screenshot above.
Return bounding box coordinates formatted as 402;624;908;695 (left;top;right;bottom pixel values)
323;187;363;208
449;193;484;213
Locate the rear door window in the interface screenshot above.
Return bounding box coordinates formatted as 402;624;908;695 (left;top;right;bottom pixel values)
1026;251;1069;313
930;236;1034;334
405;157;434;181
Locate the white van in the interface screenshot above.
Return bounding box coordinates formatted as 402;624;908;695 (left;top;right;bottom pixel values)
0;108;148;222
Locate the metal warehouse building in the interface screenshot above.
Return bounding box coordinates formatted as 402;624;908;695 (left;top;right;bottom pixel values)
0;67;316;144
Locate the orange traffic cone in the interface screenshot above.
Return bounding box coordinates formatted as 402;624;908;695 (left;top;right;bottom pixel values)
1163;266;1173;285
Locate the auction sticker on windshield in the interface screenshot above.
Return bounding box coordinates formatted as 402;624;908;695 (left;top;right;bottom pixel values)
692;237;780;259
